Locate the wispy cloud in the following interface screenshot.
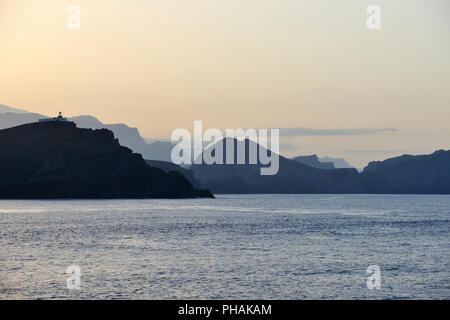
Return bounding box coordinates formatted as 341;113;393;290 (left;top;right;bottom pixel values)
339;149;408;154
279;127;398;137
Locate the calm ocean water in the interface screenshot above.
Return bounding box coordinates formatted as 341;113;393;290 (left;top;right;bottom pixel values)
0;194;449;300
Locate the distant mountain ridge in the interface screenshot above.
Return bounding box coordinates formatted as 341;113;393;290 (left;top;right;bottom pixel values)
291;155;335;169
2;105;448;194
0;112;46;129
192;138;362;194
0;104;29;114
192;138;450;194
1;105;354;168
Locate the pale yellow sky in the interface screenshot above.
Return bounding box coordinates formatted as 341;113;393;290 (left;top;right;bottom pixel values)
1;0;449;167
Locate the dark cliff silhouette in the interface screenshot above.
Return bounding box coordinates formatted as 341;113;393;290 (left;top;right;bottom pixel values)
0;122;213;199
318;156;353;169
145;160;201;188
0;111;173;162
361;150;450;194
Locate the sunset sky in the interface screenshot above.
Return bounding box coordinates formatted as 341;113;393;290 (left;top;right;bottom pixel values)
1;0;449;167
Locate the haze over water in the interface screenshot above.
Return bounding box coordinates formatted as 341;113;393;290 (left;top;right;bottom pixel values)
0;194;449;299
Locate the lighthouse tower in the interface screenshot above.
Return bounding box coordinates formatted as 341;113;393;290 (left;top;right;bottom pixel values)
39;112;68;122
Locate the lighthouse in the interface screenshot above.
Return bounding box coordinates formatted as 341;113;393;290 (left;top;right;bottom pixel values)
39;112;68;122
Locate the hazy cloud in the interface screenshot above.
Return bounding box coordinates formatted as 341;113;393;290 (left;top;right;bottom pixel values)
340;149;408;154
279;127;398;137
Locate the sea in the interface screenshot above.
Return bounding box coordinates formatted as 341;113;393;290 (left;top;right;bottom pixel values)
0;194;449;299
